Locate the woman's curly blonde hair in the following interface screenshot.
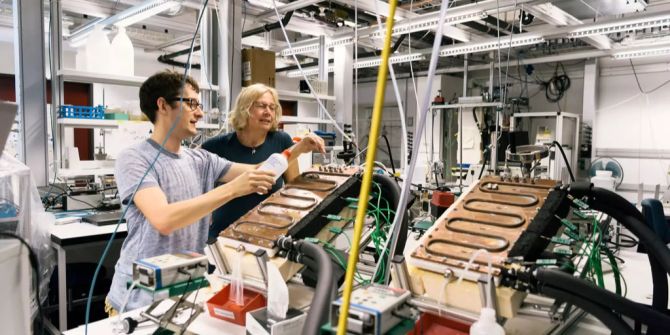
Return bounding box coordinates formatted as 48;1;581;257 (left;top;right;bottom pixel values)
229;83;282;131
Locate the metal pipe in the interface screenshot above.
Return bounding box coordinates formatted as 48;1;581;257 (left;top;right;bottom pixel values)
459;55;467;191
489;58;498;173
242;11;293;37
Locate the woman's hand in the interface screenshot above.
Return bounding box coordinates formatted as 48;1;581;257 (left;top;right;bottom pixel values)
293;133;326;156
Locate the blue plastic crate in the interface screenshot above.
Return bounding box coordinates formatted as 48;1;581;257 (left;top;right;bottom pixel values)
58;105;105;119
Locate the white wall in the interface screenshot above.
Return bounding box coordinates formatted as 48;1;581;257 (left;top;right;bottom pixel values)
596;61;670;201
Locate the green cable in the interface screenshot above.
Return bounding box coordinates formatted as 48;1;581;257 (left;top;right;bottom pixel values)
602;247;622;296
317;238;369;284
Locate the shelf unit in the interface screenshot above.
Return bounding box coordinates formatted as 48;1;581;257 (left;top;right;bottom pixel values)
276;89;335;101
53;69;221;172
280;116;334;125
430;102;504;110
59;69;219;90
56;118;219;130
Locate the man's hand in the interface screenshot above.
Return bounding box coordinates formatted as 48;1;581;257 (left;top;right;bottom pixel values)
227;169;276;196
292;133;326;155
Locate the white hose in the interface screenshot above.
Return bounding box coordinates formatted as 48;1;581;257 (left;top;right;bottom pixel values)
373;0;451;284
456;248;494;309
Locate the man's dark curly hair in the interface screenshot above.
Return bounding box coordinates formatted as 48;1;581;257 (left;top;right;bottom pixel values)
139;70;200;123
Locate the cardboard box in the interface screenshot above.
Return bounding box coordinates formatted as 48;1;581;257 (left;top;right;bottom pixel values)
246;307;306;335
242;48;276;87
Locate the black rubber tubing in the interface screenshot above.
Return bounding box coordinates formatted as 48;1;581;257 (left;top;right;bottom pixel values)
539;285;633;335
372;173;408;257
537;268;670;330
569;185;670;316
569;186;670;274
295;240;334;335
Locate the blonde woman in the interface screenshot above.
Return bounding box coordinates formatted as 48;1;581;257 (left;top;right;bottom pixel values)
202;83;324;238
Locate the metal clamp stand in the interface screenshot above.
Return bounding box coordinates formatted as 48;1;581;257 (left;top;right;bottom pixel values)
138;291;203;335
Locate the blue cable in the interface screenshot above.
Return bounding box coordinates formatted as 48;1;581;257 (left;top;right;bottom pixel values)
83;1;210;332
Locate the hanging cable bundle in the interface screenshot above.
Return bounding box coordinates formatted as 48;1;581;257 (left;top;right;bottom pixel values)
544;63;571;103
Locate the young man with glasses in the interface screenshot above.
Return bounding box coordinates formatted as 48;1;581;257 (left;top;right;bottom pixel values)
105;72;321;313
202;83;325;240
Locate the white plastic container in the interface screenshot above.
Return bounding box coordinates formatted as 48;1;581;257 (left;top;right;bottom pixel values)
591;170;616;191
85;25;114;74
111;27;135;76
470;308;505;335
258;150;291;182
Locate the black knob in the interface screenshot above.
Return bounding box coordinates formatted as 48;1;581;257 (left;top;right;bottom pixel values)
122;317;138;334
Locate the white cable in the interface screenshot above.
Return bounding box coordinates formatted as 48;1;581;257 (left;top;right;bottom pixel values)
406;1;423;173
374;0;451;285
371;1;408;176
114;280;139;332
270;0;353;144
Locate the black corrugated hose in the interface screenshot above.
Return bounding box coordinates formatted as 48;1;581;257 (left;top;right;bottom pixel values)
277;237;334;335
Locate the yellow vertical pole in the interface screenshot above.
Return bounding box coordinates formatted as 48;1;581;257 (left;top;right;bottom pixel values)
336;1;399;334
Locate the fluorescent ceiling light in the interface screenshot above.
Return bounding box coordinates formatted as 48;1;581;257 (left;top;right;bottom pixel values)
568;12;670;38
440;34;544;57
280;37;354;56
67;0;181;43
284;52;425;78
612;46;670;60
113;0;181;27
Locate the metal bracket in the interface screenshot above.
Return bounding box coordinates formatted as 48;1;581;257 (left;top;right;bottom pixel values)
254;249;270;285
391;255;413;292
206;240;230;275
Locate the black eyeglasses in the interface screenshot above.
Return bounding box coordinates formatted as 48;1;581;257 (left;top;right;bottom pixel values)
166;97;203;110
252;102;277;112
